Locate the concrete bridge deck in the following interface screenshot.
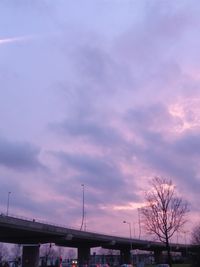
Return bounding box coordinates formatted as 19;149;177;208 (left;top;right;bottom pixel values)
0;214;199;267
0;213;194;252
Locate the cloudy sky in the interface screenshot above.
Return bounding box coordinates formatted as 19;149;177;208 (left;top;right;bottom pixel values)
0;0;200;244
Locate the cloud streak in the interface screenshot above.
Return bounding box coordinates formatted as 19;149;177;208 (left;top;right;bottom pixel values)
0;35;34;45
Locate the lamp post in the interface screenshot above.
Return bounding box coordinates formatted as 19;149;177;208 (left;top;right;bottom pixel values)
80;184;85;231
132;222;136;238
182;230;189;257
6;191;11;216
137;208;141;239
123;220;133;264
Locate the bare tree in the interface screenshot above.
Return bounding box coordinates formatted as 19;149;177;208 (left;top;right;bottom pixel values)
191;223;200;245
66;248;76;260
57;246;65;259
191;223;200;267
0;243;9;262
40;243;57;266
11;244;21;261
140;177;189;266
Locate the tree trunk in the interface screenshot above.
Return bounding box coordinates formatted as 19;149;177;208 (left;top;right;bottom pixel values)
166;237;172;267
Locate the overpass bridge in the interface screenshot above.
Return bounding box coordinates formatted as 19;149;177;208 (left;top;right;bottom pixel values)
0;214;198;267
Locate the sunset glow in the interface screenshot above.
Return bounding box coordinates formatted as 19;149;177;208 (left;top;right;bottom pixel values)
0;1;199;243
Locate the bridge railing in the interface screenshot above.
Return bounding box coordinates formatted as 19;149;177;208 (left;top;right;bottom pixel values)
2;212;146;240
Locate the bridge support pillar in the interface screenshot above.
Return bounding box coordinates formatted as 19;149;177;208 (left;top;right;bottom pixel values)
78;245;90;265
120;248;131;264
154;249;163;264
22;245;40;267
181;248;188;258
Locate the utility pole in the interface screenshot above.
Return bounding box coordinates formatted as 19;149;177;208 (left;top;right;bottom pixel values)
6;191;11;216
137;208;141;239
80;184;85;231
123;220;133;264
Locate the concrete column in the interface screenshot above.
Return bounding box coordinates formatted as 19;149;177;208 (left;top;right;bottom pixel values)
154;249;163;264
120;248;130;264
22;245;40;267
78;245;90;265
181;248;188;258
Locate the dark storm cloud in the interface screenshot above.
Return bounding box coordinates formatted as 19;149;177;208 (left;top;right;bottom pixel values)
0;137;45;171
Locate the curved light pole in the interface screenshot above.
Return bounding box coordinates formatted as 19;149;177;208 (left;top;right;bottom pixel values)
6;191;11;216
123;220;133;264
80;184;85;231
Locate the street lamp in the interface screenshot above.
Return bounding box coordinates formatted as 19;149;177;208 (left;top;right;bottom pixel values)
80;184;85;231
6;191;11;216
137;208;142;239
182;230;189;256
123;220;133;264
132;222;136;238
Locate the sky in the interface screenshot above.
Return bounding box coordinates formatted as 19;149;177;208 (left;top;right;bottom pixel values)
0;0;200;245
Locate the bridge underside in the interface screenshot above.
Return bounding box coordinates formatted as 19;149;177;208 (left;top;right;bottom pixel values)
0;215;198;253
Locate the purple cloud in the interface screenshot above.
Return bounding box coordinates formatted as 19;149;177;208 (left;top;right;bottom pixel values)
0;0;200;237
0;137;45;171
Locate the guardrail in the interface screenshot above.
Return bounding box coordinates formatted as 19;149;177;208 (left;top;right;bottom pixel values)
1;212;144;240
0;212;170;244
